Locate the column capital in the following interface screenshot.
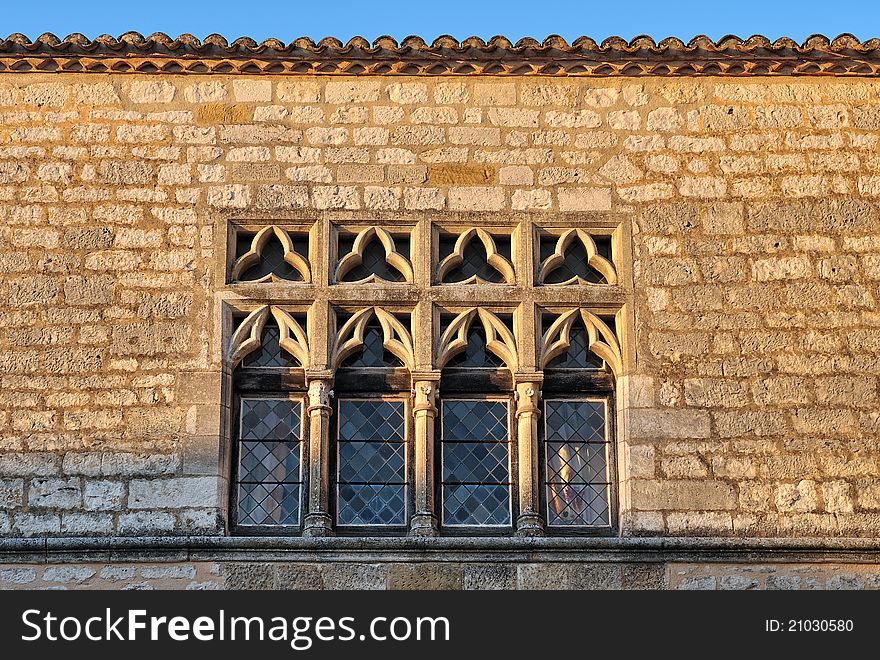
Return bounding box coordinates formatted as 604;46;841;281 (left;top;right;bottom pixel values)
412;379;439;415
515;380;540;418
513;372;544;386
307;378;334;413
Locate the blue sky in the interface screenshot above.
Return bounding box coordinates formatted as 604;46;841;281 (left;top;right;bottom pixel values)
1;0;878;42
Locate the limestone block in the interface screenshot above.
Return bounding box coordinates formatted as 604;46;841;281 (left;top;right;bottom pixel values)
128;477;218;509
629;409;711;439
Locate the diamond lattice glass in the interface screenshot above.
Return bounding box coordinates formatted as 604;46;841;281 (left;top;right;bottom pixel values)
236;398;302;526
441;400;511;526
336;400;407;526
544;400;610;527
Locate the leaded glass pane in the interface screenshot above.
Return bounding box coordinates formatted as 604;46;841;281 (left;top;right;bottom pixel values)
338;400;406;441
545;400;605;442
544;400;610;527
442;442;509;483
441;400;508;441
443;484;511;526
236;398;303;527
243;323;296;368
338;484;406;525
546;442;607;485
336;400;407;526
339;442;405;483
240;398;301;440
238;482;300;525
239;441;300;483
441;399;511;527
547;484;610;526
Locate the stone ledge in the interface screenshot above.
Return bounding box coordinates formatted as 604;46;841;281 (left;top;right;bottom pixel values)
2;536;880;564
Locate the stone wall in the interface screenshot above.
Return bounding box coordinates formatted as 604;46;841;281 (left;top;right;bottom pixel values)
2;558;880;590
0;73;879;547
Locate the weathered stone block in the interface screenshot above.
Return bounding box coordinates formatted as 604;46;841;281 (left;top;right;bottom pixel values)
629;409;711;439
128;477;218;509
389;564;464;590
631;479;736;510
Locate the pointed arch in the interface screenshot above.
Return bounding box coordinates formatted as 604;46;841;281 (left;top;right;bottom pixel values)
437;308;518;371
270;306;310;369
539;309;622;375
227;306;310;368
331;307;415;370
335;227;414;283
539;229;617;286
227;306;269;367
231;225;312;283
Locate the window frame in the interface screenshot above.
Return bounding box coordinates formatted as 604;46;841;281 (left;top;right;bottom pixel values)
538;395;618;537
229;392;307;536
221;215;629;538
435;394;519;536
329;394;413;536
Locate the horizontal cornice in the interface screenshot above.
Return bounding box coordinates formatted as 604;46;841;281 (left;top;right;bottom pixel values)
2;536;880;564
0;32;879;76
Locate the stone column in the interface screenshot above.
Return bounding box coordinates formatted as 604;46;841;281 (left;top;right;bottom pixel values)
409;375;440;536
303;376;333;537
515;378;544;536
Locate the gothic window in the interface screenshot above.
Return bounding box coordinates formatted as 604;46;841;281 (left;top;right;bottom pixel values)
224;219;623;537
436;309;518;531
331;308;414;530
228;307;309;531
539;308;618;532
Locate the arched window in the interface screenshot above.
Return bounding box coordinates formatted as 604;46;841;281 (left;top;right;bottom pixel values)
224;221;624;537
331;307;414;532
540;309;620;532
228;307;309;530
437;309;518;531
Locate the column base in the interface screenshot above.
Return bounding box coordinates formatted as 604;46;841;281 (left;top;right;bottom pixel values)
408;512;439;537
516;512;545;537
302;512;333;537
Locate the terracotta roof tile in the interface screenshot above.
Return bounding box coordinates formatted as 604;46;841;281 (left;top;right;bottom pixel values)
0;32;878;76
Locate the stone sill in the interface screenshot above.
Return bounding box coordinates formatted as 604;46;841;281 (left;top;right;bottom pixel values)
1;536;880;564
